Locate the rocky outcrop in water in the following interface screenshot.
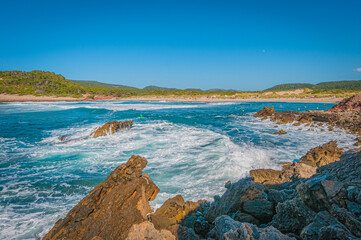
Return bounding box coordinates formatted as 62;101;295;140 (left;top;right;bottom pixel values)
43;155;159;240
254;94;361;135
91;120;134;138
299;140;343;167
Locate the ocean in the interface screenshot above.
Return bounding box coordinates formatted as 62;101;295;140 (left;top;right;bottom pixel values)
0;101;356;239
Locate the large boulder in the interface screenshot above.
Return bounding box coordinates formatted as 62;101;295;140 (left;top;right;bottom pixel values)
299;141;343;167
91;120;134;138
43;155;160;240
126;221;176;240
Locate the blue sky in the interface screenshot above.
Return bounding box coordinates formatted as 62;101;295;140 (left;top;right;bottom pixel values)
1;0;361;90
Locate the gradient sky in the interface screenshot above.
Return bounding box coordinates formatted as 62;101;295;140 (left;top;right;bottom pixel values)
1;0;361;90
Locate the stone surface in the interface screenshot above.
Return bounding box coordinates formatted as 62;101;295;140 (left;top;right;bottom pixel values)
91;120;133;137
328;93;361;112
273;130;287;135
43;155;160;240
299;141;343;167
253;106;275;118
126;221;176;240
242;199;274;222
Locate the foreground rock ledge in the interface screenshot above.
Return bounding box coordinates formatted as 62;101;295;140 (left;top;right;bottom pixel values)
43;155;159;240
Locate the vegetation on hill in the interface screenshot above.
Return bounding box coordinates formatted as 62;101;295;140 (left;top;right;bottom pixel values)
266;80;361;91
71;80;137;90
0;70;359;100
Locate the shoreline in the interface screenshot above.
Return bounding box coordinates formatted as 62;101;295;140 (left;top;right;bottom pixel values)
0;93;343;103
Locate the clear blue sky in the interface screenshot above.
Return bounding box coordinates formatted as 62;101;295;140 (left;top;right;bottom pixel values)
1;0;361;90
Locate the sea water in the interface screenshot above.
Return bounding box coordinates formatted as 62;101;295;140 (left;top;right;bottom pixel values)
0;101;356;239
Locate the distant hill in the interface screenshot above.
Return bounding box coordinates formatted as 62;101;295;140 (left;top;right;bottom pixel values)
266;80;361;91
71;80;137;90
143;85;178;91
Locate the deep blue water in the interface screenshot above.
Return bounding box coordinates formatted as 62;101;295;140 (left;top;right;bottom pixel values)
0;101;356;239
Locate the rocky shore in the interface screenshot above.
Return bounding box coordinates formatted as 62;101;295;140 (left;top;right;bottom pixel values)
43;94;361;240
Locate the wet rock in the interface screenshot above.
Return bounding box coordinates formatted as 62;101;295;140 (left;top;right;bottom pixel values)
58;136;67;141
274;130;287;135
43;155;160;240
242;199;274;223
271;197;315;234
91;120;133;138
253;106;275;118
126;221;176;240
271;111;299;124
299;141;343;167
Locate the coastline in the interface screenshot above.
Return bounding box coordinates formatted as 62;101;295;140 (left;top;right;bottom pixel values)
0;93;344;103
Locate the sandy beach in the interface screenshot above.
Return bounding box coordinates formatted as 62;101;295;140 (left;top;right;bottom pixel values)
0;93;345;103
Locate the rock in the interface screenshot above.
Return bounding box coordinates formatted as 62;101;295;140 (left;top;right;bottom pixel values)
210;218;295;240
274;130;287;135
91;120;134;138
231;211;260;225
149;195;204;231
271;111;299;124
253;106;275;118
319;225;358;240
208;215;242;240
328;93;361;112
250;163;316;185
300;211;352;240
205;178;265;222
242;199;274;222
58;136;67;141
43;155;160;240
167;224;200;240
331;204;361;237
267;189;292;205
346;201;361;218
126;221;176;240
299;141;343;167
271;197;315;234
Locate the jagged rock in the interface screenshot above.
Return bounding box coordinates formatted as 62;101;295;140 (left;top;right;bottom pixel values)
242;199;274;223
205;178;265;222
319;225;358;240
231;211;260;225
300;211;353;240
271;111;299;124
91;120;133;138
43;155;160;240
331;204;361;238
271;197;315;234
253;106;275;118
267;189;293;205
126;221;176;240
299;141;343;167
346;201;361;218
149;194;206;236
168;224;200;240
210;216;295;240
328;93;361;112
250;163;316;185
273;130;287;135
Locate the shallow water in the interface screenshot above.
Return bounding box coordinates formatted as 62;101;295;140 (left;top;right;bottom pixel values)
0;101;356;239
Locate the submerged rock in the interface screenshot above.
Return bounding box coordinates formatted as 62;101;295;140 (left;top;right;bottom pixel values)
91;120;133;138
43;155;160;240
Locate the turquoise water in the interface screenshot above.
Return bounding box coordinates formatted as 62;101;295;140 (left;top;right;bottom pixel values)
0;101;356;239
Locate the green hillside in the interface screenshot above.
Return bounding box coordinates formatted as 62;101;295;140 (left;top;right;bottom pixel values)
71;80;137;90
143;85;178;91
266;80;361;91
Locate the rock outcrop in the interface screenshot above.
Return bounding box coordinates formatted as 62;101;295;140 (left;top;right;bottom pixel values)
299;140;343;167
250;141;342;185
91;120;134;138
43;155;159;240
253;94;361;135
274;130;287;135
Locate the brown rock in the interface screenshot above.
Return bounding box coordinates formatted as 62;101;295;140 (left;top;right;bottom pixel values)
328;93;361;112
150;195;203;231
126;221;176;240
253;106;275;118
58;136;67;141
43;155;160;240
91;120;134;138
274;130;287;135
299;141;343;167
271;111;299;124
